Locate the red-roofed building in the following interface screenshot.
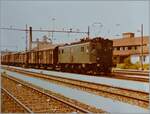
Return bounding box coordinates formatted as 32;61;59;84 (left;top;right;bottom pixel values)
112;32;149;65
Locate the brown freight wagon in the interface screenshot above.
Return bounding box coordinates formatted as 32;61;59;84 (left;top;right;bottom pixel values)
10;53;15;65
3;52;14;65
27;45;58;69
18;52;26;66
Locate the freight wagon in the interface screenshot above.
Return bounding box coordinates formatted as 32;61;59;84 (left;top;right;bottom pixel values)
28;46;58;69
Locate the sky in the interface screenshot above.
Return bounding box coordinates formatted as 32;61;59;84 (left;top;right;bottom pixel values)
0;0;149;51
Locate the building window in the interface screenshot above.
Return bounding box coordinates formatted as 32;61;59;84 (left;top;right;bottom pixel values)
143;56;146;62
128;47;131;50
86;46;89;53
120;47;123;51
122;47;125;50
113;47;117;50
132;46;135;50
81;47;84;52
62;49;64;54
117;47;120;50
125;47;128;50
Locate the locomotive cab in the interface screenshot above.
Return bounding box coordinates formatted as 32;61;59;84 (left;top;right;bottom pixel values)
90;38;113;73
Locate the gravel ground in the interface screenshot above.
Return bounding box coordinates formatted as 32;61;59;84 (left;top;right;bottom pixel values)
1;74;105;113
1;90;28;113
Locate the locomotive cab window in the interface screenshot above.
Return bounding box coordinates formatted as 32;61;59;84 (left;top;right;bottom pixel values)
81;47;84;52
62;49;64;54
86;46;89;53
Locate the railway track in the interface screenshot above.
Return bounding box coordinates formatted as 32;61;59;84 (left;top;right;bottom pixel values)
1;88;33;113
2;66;149;109
1;74;93;113
110;72;149;82
112;70;149;76
2;65;149;82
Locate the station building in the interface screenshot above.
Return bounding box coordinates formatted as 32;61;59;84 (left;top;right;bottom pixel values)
112;32;149;65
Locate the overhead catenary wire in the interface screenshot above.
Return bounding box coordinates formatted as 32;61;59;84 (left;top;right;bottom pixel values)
0;27;89;34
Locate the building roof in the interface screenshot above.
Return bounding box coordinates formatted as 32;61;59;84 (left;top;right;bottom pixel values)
112;33;149;56
113;36;149;47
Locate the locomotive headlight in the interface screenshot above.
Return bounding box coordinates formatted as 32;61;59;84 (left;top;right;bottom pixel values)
86;49;89;53
96;57;100;60
82;64;85;68
97;64;100;67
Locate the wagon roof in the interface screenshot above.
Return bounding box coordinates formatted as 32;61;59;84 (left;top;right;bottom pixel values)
32;44;58;51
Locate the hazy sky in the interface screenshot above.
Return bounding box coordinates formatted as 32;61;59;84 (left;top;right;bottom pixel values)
0;0;149;51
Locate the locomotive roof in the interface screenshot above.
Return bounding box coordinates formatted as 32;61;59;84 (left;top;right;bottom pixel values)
59;37;111;48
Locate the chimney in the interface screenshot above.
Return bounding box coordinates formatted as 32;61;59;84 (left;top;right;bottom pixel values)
29;26;32;50
122;32;134;38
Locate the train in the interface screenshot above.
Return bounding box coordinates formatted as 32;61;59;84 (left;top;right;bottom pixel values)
1;37;113;74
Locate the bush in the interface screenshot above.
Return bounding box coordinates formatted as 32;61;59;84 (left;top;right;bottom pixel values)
143;64;149;70
116;63;125;69
116;63;149;70
116;58;149;70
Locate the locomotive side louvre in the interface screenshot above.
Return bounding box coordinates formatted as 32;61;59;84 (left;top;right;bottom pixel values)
58;42;91;64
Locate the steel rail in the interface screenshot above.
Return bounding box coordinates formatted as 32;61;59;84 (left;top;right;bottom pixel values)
1;87;33;113
2;74;90;113
3;67;148;103
24;70;149;103
113;70;149;76
1;65;148;83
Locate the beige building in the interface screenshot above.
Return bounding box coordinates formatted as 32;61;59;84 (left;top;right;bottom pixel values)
112;32;149;65
31;35;57;51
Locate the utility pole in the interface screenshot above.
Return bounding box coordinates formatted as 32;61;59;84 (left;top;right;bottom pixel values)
141;24;144;70
25;24;28;51
87;26;90;38
51;18;55;40
29;26;32;51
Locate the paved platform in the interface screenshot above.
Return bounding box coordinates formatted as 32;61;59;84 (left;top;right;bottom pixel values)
6;66;149;93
